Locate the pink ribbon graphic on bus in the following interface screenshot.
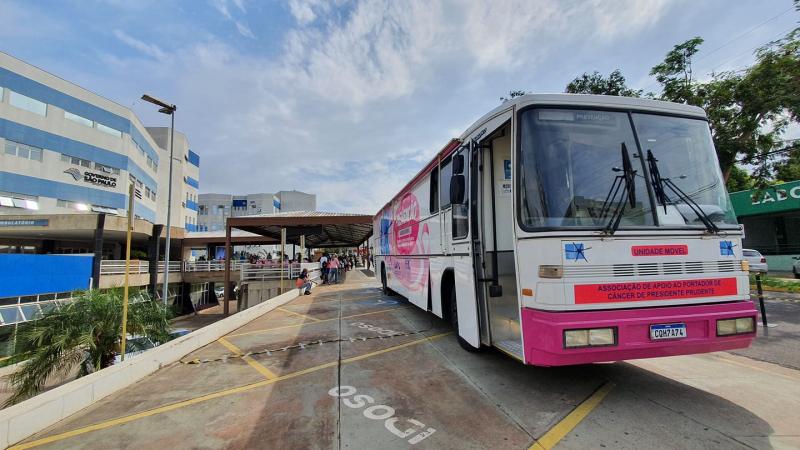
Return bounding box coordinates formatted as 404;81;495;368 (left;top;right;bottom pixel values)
387;192;429;292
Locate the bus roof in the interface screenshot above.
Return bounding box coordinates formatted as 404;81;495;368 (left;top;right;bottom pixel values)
460;93;707;141
375;94;708;218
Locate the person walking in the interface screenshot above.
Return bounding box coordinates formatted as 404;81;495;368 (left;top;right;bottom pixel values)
328;254;339;284
319;253;329;284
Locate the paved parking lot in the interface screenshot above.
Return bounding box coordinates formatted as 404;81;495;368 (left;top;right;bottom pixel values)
12;271;800;449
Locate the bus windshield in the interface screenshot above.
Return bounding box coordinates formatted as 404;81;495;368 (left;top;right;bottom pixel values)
517;108;737;230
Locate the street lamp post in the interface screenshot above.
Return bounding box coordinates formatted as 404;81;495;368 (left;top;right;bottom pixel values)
142;94;177;305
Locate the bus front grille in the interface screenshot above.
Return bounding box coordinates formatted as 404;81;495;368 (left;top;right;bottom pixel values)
563;260;740;278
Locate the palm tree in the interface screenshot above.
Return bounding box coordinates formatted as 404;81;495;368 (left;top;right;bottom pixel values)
3;289;172;406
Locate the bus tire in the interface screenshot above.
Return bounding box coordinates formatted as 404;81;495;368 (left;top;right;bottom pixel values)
381;265;390;295
449;288;480;352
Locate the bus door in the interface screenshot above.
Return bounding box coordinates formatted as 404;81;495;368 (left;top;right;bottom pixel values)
449;146;481;348
474;124;523;359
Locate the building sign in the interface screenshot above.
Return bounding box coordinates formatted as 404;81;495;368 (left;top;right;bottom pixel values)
730;179;800;217
83;172;117;187
0;219;49;227
64;168;117;188
574;277;738;304
232;199;247;208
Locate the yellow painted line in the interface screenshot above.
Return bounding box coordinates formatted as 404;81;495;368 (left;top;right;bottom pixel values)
217;337;278;380
227;307;409;338
11;332;451;450
278;307;322;322
529;382;614;450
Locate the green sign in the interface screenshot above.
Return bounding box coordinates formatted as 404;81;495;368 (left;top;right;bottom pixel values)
729;179;800;217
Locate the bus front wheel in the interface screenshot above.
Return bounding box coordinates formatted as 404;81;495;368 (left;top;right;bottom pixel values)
449;289;480;352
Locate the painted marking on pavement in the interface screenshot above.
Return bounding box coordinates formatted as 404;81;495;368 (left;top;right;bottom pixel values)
217;337;277;380
278;307;322;322
529;382;614;450
10;332;452;450
330;385;436;445
227;307;409;338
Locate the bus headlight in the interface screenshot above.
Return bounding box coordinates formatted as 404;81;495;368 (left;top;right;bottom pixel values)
564;327;616;348
717;317;755;336
740;260;749;272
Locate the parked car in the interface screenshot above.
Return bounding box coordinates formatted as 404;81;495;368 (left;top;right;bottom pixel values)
214;285;238;299
792;256;800;279
743;249;768;274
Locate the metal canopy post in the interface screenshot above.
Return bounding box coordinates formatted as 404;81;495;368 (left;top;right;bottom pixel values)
224;222;232;316
280;228;287;293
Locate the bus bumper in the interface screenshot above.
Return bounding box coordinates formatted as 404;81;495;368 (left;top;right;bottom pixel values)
521;301;757;367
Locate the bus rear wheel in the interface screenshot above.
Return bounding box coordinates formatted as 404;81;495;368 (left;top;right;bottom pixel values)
381;265;390;295
449;289;480;352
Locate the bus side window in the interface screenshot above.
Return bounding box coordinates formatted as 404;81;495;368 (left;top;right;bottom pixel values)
440;160;453;209
430;167;439;214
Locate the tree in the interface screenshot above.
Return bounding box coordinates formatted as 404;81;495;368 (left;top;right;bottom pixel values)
650;37;704;104
650;31;800;182
773;143;800;182
565;69;642;97
4;289;172;406
725;164;756;192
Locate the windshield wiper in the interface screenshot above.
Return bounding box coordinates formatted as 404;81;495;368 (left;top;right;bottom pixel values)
646;150;719;233
600;143;637;235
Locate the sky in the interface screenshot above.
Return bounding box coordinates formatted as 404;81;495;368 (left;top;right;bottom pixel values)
1;0;797;213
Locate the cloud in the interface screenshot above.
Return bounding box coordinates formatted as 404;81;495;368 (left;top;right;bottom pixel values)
235;22;256;39
113;30;167;61
210;0;255;38
17;0;678;214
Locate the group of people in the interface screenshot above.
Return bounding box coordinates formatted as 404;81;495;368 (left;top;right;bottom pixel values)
295;252;361;295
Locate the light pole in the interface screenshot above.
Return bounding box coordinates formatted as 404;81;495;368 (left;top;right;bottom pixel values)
142;94;177;305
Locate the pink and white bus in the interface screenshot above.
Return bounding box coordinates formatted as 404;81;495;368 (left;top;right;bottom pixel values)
373;94;757;366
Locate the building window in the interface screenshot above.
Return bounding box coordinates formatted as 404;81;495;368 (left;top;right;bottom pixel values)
96;123;122;138
0;86;4;101
1;191;40;210
64;111;93;127
145;186;151;200
9;91;47;116
5;140;43;162
94;162;120;175
62;153;92;168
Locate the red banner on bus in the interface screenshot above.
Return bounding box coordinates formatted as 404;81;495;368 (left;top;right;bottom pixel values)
630;244;688;256
574;277;738;304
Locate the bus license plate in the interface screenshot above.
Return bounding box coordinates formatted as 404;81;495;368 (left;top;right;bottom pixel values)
650;323;687;340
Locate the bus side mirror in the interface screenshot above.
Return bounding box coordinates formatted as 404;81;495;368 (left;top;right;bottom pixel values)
450;175;465;204
452;154;465;174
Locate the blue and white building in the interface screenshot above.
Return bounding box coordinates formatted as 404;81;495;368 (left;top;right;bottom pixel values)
0;51;199;230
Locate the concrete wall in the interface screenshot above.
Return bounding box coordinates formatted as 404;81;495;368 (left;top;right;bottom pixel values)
0;286;300;448
764;255;800;273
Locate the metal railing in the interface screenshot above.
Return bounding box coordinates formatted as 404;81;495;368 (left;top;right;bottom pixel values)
240;263;321;283
100;260;149;275
157;261;182;272
182;260;247;272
